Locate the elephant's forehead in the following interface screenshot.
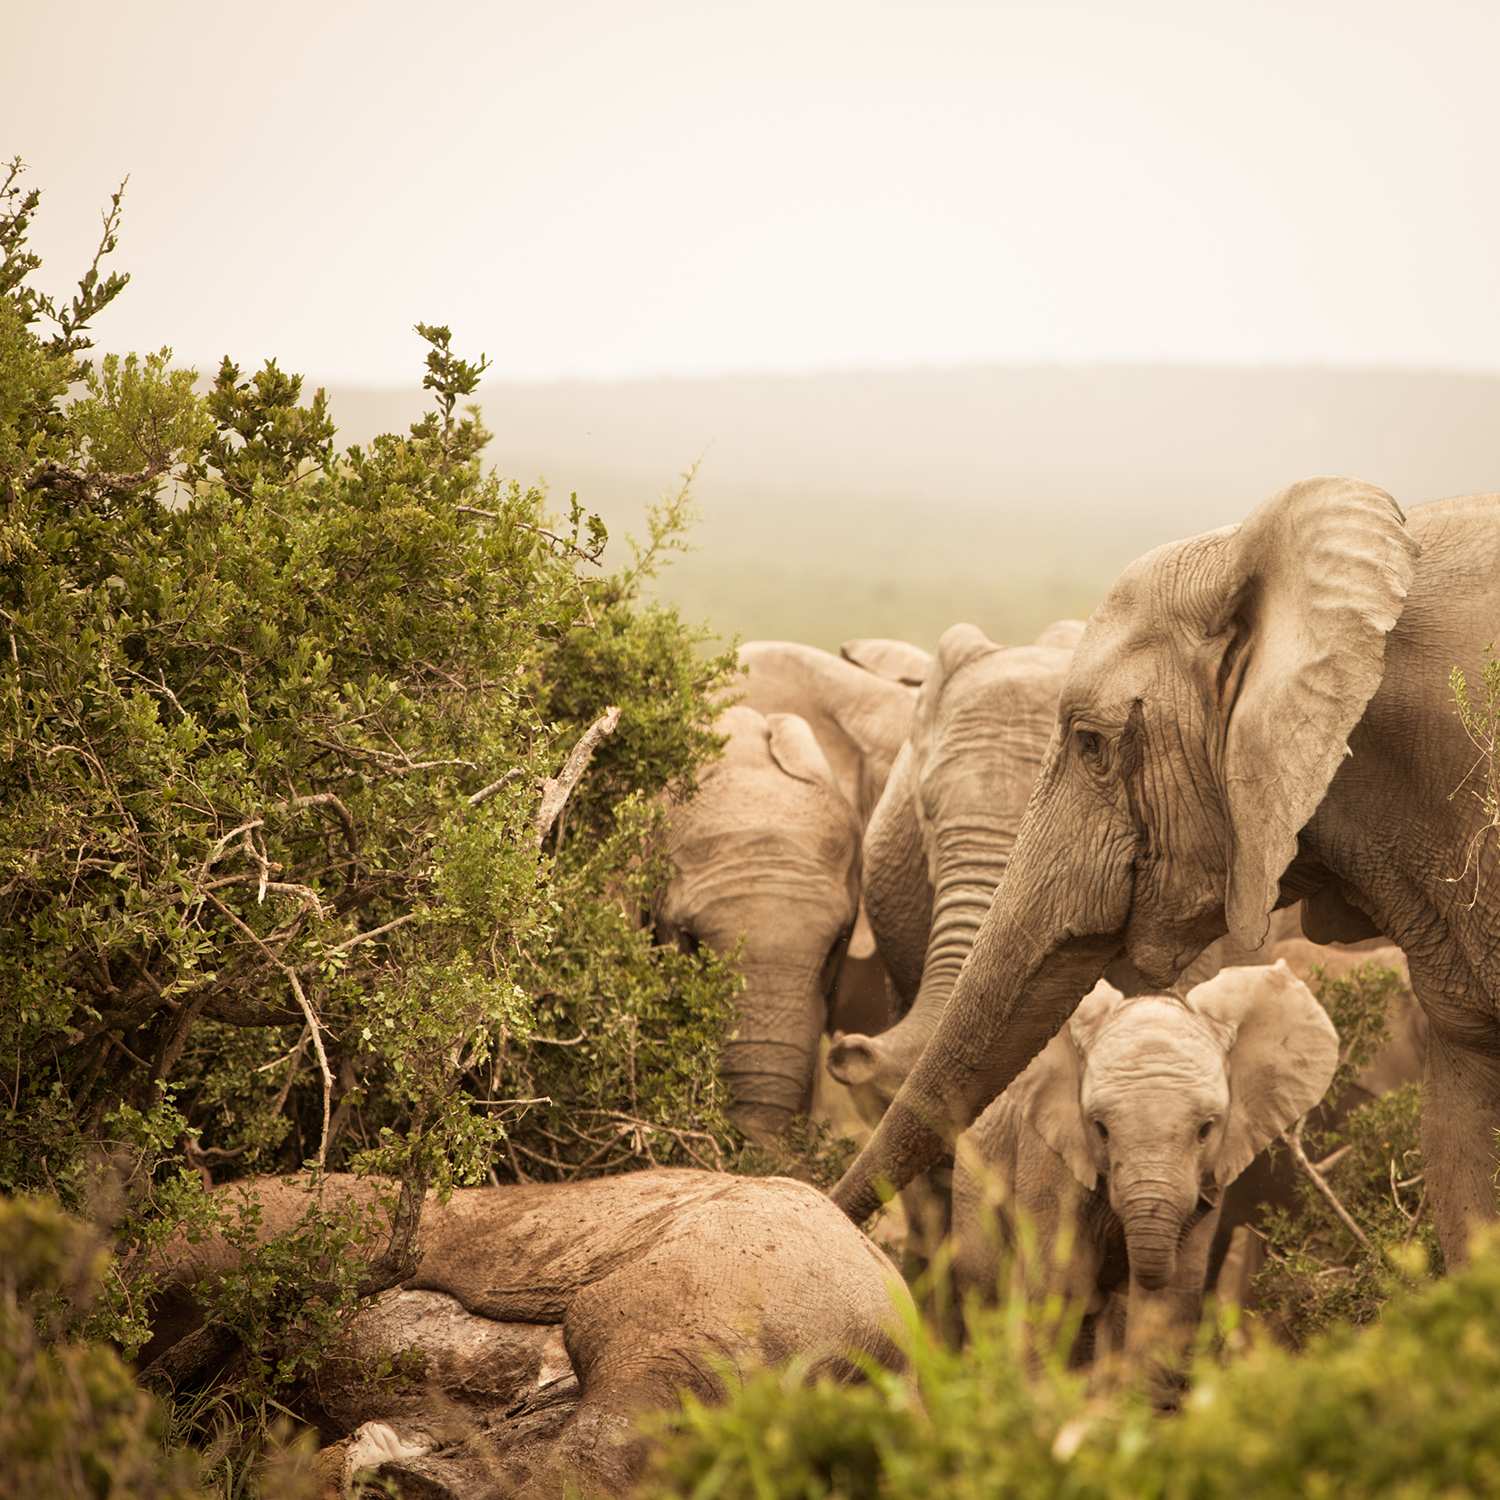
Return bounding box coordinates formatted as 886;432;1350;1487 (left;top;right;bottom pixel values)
1064;526;1239;708
1082;1000;1228;1095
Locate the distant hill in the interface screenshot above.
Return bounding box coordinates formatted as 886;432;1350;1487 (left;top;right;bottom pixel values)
321;368;1500;651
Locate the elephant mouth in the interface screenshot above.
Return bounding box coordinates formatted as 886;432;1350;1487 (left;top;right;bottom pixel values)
1178;1195;1217;1244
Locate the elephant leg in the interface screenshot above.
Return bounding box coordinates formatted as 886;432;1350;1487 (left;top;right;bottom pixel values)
1420;1028;1500;1269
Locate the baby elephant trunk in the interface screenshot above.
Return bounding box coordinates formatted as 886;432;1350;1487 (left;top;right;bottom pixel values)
1115;1172;1197;1292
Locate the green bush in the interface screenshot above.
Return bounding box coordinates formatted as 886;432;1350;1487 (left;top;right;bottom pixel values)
1255;961;1437;1340
0;159;747;1476
0;1194;203;1499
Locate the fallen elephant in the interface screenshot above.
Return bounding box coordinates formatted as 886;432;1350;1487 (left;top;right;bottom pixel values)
141;1168;912;1497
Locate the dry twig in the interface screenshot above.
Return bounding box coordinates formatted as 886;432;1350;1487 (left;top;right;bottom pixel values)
1283;1115;1374;1253
531;706;621;847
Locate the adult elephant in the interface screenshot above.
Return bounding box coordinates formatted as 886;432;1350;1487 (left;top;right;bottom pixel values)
825;619;1085;1106
143;1170;910;1498
656;704;861;1143
831;477;1500;1270
735;639;923;1038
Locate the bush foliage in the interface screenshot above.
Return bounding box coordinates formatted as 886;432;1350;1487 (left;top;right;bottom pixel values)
1255;961;1437;1340
0;160;749;1481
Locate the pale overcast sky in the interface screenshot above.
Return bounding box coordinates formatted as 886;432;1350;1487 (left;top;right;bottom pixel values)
6;1;1500;384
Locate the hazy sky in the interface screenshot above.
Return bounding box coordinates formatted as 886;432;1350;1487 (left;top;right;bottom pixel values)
7;2;1500;383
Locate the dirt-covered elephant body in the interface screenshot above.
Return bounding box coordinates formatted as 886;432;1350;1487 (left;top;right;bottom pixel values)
148;1169;910;1496
834;480;1500;1270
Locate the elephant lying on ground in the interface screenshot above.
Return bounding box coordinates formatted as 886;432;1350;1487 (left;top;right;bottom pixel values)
952;963;1337;1373
144;1169;910;1497
655;705;862;1143
834;478;1500;1271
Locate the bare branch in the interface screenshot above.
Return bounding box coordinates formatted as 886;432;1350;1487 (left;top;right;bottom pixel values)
1283;1115;1373;1253
456;506;605;565
467;766;525;809
327;911;418;954
275;791;360;859
24;460;163;503
531;706;621;848
195;819;265;884
284;967;333;1172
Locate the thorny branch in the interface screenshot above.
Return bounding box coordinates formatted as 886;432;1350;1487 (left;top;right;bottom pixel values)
456;506;605;565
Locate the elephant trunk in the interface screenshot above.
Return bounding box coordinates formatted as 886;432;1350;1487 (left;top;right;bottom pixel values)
720;957;828;1146
1115;1188;1188;1292
828;814;1014;1100
831;764;1135;1223
830;923;1122;1222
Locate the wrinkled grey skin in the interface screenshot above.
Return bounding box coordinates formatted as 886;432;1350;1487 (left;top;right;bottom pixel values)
735;640;920;829
146;1170;911;1498
952;963;1337;1368
655;704;861;1143
825;619;1084;1103
735;639;923;1039
833;478;1500;1271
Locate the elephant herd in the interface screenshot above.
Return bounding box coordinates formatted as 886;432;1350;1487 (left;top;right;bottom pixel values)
147;476;1500;1496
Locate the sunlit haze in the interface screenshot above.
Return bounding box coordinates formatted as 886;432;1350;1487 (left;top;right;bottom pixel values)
8;2;1500;383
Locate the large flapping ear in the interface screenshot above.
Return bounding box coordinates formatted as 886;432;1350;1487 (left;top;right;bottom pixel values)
1211;477;1420;949
765;712;847;802
840;638;933;687
737;641;916;821
1008;979;1123;1190
1187;960;1339;1188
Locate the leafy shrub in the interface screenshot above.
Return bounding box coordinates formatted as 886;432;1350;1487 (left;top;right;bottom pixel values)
0;1194;204;1499
1255;961;1436;1340
0;160;745;1475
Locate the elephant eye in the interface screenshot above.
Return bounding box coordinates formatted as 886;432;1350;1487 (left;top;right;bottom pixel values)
1075;729;1103;762
1198;1119;1214;1142
1093;1119;1108;1142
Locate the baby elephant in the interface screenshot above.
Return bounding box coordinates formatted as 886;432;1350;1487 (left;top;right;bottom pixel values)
952;961;1337;1366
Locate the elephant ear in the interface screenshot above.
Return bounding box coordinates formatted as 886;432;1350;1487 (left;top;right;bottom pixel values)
840;638;933;687
1009;979;1122;1190
1211;476;1420;950
1187;960;1339;1188
764;712;847;803
1030;618;1087;651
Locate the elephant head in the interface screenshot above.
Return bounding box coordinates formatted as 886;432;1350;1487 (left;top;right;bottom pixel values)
656;705;861;1144
734;640;918;829
824;619;1083;1102
833;476;1421;1222
734;639;922;1032
1001;962;1337;1291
